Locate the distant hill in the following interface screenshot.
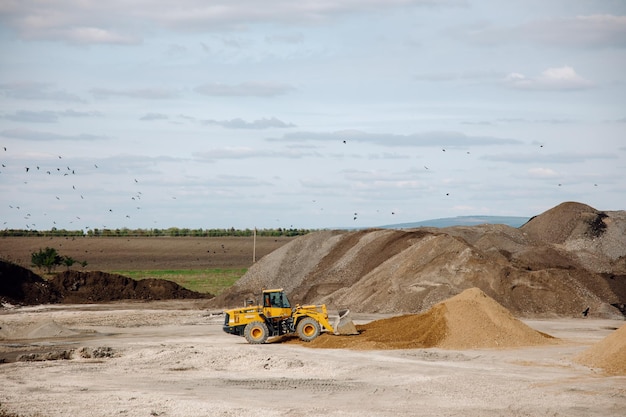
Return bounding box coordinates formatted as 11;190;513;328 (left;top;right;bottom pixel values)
378;215;530;229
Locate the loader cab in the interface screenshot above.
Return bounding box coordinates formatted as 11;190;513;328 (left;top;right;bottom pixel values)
263;289;291;308
262;289;292;319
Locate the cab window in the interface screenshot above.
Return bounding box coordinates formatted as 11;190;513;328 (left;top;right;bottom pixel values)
267;292;290;308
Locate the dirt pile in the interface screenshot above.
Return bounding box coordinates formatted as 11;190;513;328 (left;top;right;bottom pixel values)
0;260;61;305
521;201;609;244
292;288;558;350
212;201;626;318
50;270;211;303
0;261;211;305
0;320;80;340
575;323;626;375
521;201;626;273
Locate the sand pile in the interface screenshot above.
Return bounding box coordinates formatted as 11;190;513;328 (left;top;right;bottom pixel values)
575;324;626;375
0;320;79;340
295;288;558;350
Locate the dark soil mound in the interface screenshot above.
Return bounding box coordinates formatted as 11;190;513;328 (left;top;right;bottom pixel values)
0;260;61;305
1;260;211;305
50;270;212;303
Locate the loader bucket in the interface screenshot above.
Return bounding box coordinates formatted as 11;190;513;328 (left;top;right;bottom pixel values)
334;309;359;335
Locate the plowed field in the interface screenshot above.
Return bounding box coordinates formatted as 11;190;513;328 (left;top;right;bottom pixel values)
0;235;294;271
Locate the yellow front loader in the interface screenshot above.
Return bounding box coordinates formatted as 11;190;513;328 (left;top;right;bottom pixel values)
222;288;357;344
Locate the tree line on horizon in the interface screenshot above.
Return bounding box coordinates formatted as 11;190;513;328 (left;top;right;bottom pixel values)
0;227;314;238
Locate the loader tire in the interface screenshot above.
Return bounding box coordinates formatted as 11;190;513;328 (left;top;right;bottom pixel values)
244;321;269;344
297;317;321;342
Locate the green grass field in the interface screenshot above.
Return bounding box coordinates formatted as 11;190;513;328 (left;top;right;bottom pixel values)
112;268;246;295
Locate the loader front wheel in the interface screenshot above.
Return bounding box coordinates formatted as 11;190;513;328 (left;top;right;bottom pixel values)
244;321;269;344
297;317;321;342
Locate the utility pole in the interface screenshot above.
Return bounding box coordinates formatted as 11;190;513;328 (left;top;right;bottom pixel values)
252;227;256;263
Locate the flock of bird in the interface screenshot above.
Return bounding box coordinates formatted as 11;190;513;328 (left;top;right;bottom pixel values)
1;140;595;231
2;146;150;231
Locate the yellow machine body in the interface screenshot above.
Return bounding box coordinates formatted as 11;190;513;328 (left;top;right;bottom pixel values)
222;288;338;344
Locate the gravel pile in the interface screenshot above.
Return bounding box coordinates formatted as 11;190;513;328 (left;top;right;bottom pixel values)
212;201;626;319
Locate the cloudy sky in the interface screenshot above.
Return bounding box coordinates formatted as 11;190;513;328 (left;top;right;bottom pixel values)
1;0;625;231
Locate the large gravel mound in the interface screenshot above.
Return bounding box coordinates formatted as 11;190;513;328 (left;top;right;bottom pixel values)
211;201;626;318
521;201;608;244
521;201;626;273
290;288;559;350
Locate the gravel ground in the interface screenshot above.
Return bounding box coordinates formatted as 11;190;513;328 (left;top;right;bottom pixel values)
1;301;625;417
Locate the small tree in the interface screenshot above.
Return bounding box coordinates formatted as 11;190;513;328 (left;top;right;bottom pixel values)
31;247;63;274
62;256;76;271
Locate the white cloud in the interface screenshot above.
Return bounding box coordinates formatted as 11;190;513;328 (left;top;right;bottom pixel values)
0;0;459;44
3;110;60;123
483;152;616;164
91;88;179;100
202;117;295;129
211;174;271;187
140;113;169;121
194;82;295;97
367;152;411;160
265;32;305;44
504;66;594;91
166;43;188;55
462;14;626;49
1;128;107;141
528;167;557;178
520;15;626;49
269;130;522;147
0;82;85;102
2;109;102;123
497;118;575;125
56;27;140;45
193;147;316;161
414;70;501;82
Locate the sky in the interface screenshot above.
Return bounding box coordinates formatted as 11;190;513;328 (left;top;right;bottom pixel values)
1;0;625;231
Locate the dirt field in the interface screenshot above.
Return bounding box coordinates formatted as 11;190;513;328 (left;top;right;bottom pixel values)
1;301;625;417
0;235;294;271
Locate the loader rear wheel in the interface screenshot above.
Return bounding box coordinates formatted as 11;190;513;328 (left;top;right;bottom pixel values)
244;321;269;344
297;317;321;342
